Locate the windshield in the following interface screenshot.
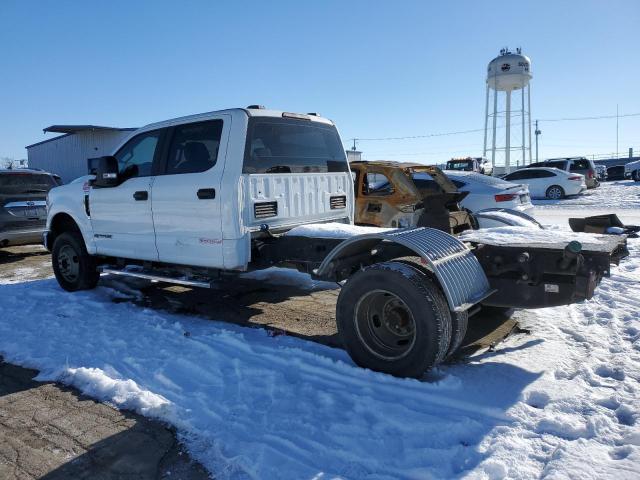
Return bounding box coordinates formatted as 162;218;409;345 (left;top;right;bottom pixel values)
243;117;348;174
446;160;473;171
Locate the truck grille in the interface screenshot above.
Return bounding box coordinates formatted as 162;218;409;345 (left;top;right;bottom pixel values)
254;201;278;219
330;195;347;210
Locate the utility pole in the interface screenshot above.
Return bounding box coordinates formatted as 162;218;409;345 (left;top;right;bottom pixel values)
352;139;357;151
616;104;619;160
534;120;541;162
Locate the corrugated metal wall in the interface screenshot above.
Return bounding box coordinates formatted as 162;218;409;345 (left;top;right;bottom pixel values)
27;130;132;183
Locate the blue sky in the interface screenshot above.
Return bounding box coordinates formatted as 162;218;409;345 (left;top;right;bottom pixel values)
1;0;639;163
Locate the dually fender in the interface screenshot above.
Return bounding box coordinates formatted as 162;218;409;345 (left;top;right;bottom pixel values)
316;227;493;312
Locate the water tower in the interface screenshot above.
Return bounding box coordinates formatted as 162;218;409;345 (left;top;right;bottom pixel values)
483;48;533;174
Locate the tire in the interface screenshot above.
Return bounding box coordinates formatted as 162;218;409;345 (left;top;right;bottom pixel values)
394;257;467;360
52;231;99;292
447;310;469;360
545;185;565;200
336;261;452;378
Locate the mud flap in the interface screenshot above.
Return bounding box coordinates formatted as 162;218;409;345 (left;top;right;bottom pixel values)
316;227;493;313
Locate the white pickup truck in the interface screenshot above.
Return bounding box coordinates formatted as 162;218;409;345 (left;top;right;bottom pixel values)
45;107;627;377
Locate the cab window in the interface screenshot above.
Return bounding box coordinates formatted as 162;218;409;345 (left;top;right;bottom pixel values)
114;131;161;179
166;120;223;174
363;172;394;195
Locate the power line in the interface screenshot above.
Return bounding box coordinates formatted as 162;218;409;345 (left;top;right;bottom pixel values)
348;111;640;144
353;127;486;142
538;112;640;122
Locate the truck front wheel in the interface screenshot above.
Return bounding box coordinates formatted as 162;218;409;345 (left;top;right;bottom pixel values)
52;232;100;292
336;261;452;378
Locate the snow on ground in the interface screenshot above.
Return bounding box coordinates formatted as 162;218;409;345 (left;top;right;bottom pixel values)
0;184;639;478
0;244;638;479
532;180;640;226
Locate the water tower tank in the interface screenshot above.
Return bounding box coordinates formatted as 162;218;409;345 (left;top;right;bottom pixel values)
487;50;532;91
483;48;533;175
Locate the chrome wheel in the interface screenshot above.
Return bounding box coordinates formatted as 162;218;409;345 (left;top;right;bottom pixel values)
354;289;417;360
546;186;564;200
57;244;80;283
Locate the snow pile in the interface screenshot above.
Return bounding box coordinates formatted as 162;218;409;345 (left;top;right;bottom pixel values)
460;226;624;252
0;244;639;478
285;222;395;239
61;367;173;418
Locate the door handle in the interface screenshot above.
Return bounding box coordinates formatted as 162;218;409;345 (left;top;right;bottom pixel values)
133;191;148;201
197;188;216;199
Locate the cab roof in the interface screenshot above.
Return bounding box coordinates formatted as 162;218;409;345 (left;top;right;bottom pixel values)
139;107;334;133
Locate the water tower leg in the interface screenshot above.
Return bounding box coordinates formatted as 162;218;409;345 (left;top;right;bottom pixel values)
505;90;511;173
527;84;533;163
521;87;526;168
483;85;489;157
491;89;498;171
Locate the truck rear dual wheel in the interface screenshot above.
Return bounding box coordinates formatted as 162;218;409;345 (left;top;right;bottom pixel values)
52;231;100;292
336;261;453;378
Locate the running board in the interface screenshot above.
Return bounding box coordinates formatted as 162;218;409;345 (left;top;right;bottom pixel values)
100;267;212;288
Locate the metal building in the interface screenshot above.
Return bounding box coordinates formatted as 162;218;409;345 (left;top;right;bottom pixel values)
26;125;135;183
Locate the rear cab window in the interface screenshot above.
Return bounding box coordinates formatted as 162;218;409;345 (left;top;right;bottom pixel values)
446;160;473;171
243;117;348;174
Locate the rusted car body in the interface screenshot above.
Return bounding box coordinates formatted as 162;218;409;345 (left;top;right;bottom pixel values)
350;161;472;233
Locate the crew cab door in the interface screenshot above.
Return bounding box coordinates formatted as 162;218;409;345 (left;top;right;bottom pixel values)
89;129;164;260
151;117;229;268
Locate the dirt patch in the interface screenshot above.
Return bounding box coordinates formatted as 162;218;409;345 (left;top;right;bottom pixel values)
0;359;209;480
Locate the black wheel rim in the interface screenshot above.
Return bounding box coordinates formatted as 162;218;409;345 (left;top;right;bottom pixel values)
354;289;417;360
57;244;80;283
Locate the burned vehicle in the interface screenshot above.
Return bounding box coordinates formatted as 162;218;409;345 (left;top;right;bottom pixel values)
350;161;473;234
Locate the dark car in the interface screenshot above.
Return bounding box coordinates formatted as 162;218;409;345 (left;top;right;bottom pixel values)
606;165;626;181
0;169;61;248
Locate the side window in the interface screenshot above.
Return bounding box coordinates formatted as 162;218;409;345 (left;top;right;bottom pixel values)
571;160;590;170
166;120;223;175
363;172;394;196
537;170;556;178
546;161;566;170
505;170;527;180
114;131;161;180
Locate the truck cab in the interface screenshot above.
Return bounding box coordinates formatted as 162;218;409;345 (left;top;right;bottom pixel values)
48;107;353;271
445;157;492;175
